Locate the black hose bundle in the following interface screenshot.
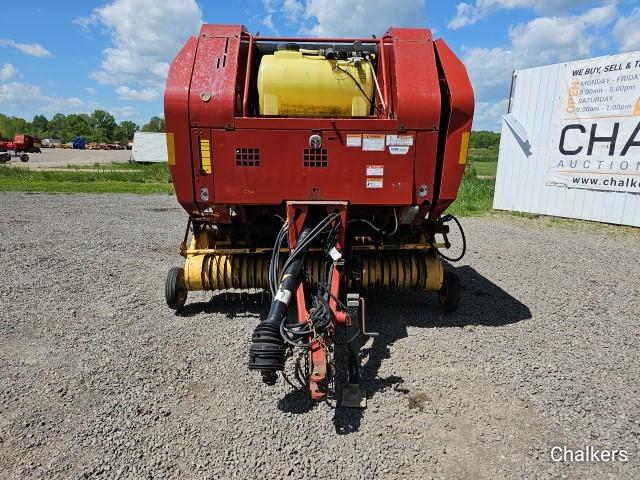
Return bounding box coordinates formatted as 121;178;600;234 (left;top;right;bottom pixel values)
249;212;341;385
249;227;312;385
279;283;334;348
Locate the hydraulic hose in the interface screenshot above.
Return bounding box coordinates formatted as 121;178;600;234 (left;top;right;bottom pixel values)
436;214;467;262
248;227;312;385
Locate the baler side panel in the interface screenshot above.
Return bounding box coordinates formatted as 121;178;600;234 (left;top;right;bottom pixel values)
164;35;198;213
413;131;439;206
387;28;440;131
189;26;242;128
387;28;441;206
430;39;474;217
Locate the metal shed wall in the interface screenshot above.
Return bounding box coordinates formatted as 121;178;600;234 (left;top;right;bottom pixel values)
493;59;640;227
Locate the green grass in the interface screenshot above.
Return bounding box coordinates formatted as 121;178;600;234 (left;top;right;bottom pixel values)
448;169;495;217
0;163;174;194
467;146;498;163
63;161;144;170
470;161;497;177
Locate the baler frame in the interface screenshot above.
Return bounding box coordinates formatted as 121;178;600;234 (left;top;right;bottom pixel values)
164;24;474;408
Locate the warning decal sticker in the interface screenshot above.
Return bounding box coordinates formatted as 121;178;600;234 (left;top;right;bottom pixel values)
366;165;384;176
366;177;384;189
362;134;385;151
386;134;414;146
346;134;362;147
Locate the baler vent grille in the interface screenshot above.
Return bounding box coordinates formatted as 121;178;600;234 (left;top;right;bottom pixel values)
235;147;260;166
303;148;328;167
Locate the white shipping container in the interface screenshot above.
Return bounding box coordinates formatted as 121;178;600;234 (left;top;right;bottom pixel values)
493;51;640;227
130;132;168;163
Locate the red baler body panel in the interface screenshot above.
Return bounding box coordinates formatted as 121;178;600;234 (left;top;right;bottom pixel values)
165;25;474;217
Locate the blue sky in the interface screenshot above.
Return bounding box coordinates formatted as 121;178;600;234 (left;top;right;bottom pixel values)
1;0;639;130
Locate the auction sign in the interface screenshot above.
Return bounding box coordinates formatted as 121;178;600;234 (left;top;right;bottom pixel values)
547;52;640;193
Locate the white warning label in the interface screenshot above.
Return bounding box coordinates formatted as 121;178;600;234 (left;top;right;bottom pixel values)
275;288;291;304
346;134;362;147
366;165;384;176
386;134;414;146
366;177;384;189
362;134;385;151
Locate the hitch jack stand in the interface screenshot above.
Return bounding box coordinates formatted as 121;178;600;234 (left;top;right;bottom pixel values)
340;293;367;408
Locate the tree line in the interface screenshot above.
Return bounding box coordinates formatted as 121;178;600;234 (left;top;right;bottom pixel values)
0;111;165;144
469;130;500;149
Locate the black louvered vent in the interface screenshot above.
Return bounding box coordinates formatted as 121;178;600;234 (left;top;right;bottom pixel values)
235;147;260;166
303;148;328;167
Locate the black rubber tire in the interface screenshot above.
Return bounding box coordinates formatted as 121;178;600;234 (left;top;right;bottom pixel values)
438;271;461;313
165;266;188;310
20;154;29;162
0;154;9;163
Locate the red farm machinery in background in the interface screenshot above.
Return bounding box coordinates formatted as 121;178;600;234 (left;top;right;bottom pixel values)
163;25;474;407
0;133;40;163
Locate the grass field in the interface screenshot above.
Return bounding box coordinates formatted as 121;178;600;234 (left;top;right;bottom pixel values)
0;163;173;194
1;160;497;216
467;146;498;163
471;161;498;177
447;170;495;217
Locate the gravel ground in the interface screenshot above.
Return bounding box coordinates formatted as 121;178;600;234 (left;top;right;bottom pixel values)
1;192;638;479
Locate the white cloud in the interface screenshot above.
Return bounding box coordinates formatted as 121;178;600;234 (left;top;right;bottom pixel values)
0;82;41;105
262;0;278;14
508;5;616;66
0;39;51;57
613;8;640;53
448;0;610;29
111;106;140;120
116;85;160;102
474;99;509;131
40;97;101;115
303;0;426;37
0;63;18;81
261;14;279;34
463;6;616;129
0;80;99;114
85;87;97;95
76;0;201;102
283;0;304;22
258;0;425;37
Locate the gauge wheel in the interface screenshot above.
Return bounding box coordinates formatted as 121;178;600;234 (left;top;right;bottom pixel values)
166;266;188;310
438;271;460;313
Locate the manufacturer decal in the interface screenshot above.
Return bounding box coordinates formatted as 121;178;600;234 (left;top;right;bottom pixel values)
389;146;410;155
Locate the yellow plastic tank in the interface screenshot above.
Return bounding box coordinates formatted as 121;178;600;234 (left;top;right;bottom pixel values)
257;50;374;117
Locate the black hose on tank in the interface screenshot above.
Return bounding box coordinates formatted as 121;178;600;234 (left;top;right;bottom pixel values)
248;227;312;385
